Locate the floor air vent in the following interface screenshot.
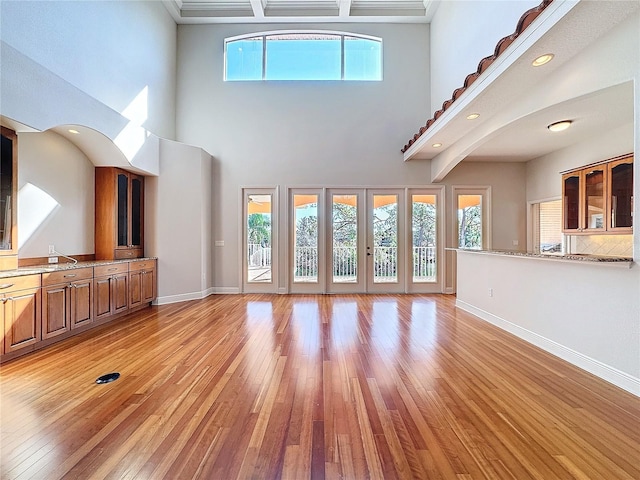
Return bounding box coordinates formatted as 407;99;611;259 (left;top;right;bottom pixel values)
95;372;120;384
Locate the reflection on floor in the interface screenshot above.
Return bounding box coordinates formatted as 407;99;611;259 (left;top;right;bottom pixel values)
1;294;638;479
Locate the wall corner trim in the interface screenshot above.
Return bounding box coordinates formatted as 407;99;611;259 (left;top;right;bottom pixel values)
455;299;640;397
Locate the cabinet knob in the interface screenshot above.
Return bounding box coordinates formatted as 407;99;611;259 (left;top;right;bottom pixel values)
0;283;15;290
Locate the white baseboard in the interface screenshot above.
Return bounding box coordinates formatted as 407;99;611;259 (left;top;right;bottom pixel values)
155;286;222;305
455;299;640;397
213;287;241;294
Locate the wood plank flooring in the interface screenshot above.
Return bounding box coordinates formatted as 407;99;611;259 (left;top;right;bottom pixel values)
1;294;638;479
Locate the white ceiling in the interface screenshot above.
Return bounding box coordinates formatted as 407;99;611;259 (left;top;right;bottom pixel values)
464;82;634;163
402;0;638;180
164;0;439;23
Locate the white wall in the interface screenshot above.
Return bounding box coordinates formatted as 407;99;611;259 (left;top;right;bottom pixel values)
17;131;94;258
456;250;640;395
429;0;540;114
441;161;527;292
0;0;177;140
146;139;214;303
526;122;634;202
176;23;432;290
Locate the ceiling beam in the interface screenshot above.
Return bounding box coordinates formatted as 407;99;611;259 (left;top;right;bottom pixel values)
250;0;264;18
339;0;352;17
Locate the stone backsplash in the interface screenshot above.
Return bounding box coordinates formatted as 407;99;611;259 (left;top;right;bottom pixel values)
568;234;633;257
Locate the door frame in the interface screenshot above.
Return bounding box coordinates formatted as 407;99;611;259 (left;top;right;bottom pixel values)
326;188;366;294
285;185;446;294
241;186;279;293
288;188;326;294
366;188;406;294
406;186;445;294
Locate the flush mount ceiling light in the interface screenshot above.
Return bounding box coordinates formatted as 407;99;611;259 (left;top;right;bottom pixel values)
68;129;80;134
432;143;443;148
532;53;554;67
466;113;480;120
547;120;572;132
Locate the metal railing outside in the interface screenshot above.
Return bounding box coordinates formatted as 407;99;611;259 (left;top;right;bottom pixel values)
290;246;436;282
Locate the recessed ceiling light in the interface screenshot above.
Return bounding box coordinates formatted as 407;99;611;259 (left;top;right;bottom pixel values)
547;120;572;132
432;143;442;148
466;113;480;120
68;129;80;134
532;54;554;67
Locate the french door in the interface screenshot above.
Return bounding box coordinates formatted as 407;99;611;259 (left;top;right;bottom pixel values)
243;188;278;293
289;187;443;294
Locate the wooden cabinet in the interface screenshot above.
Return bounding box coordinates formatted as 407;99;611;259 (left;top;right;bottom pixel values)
0;127;18;271
41;268;93;340
1;275;41;355
95;167;144;260
1;259;156;361
562;154;633;234
607;155;633;233
129;259;156;309
93;263;129;321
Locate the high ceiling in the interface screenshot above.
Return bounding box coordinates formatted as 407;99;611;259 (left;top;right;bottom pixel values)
164;0;439;23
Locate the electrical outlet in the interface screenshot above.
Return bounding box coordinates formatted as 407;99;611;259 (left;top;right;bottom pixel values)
48;256;59;264
488;288;493;297
48;245;55;255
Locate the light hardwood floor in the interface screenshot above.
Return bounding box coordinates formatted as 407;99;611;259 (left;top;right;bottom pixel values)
1;294;638;479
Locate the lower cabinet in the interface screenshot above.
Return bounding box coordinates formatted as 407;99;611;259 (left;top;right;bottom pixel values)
129;259;156;309
1;259;156;361
94;263;129;322
1;275;41;355
42;267;94;340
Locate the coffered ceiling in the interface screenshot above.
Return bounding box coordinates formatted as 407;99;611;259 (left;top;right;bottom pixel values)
164;0;439;23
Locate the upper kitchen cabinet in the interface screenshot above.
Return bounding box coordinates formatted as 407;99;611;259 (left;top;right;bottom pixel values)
607;154;633;233
562;154;633;234
95;167;144;260
0;127;18;270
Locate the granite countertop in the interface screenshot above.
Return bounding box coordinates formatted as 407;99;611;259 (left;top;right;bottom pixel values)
0;258;158;279
454;248;633;264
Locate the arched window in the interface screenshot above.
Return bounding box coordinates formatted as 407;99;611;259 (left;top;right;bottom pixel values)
224;31;382;81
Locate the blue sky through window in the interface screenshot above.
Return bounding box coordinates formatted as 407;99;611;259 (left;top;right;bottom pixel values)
225;32;382;81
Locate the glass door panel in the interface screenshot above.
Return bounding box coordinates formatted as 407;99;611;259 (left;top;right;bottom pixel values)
562;173;580;231
372;194;398;284
117;173;128;247
407;188;442;294
131;177;142;247
332;194;358;284
367;191;404;293
293;194;319;284
246;193;273;284
584;166;605;231
411;194;437;283
609;159;633;229
328;190;364;293
457;194;482;249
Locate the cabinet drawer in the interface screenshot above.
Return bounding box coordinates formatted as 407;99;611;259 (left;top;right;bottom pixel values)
115;249;143;260
94;263;128;277
129;260;155;272
43;267;93;286
0;274;41;293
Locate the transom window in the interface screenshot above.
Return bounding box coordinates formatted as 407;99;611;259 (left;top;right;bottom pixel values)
225;31;382;81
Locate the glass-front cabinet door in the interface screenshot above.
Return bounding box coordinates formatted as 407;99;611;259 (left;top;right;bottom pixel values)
583;165;606;232
130;176;143;248
117;173;129;247
562;172;580;232
0;127;18;270
607;155;633;232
